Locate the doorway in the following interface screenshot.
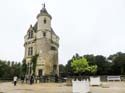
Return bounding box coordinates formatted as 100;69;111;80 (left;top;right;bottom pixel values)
38;69;43;77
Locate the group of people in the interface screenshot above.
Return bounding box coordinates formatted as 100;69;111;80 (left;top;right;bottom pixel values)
13;74;35;86
13;74;59;86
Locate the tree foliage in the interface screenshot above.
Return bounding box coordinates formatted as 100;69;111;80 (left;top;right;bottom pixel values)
22;59;27;75
59;52;125;77
59;64;66;77
71;57;88;73
110;52;125;75
71;57;97;75
0;51;125;80
0;60;21;80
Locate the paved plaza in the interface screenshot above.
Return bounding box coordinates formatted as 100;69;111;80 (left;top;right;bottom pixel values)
0;82;125;93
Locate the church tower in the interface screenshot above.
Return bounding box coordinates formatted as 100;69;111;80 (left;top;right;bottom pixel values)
24;4;59;77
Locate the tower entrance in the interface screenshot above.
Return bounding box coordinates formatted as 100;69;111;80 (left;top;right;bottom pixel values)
38;69;43;77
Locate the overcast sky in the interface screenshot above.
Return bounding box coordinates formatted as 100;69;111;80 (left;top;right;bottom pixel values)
0;0;125;64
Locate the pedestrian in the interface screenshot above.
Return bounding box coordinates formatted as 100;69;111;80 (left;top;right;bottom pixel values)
55;74;58;83
30;75;34;84
13;76;17;86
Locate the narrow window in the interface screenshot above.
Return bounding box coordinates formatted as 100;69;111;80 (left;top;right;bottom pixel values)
30;47;33;55
51;46;56;50
44;18;46;24
43;32;46;37
28;31;33;39
28;47;33;56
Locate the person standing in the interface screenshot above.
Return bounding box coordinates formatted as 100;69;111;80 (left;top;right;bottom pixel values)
55;74;58;83
13;76;17;86
30;75;34;85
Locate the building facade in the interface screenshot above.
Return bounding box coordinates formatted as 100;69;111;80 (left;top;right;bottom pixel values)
24;4;59;77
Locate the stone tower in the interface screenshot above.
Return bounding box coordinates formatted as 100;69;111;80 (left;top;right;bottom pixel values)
24;4;59;76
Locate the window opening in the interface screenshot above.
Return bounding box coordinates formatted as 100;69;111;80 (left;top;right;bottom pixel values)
43;32;46;37
28;47;33;56
44;18;47;24
28;31;33;39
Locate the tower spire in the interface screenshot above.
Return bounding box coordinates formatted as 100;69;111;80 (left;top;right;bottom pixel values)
37;3;52;19
44;3;45;8
42;3;45;8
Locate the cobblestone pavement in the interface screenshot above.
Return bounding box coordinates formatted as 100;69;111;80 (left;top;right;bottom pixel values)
0;82;125;93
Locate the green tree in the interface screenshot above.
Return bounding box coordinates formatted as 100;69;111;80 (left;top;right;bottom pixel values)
94;55;109;75
59;64;66;77
22;59;27;76
113;52;125;75
65;59;74;76
71;57;97;75
108;52;125;75
84;54;95;65
0;60;22;79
